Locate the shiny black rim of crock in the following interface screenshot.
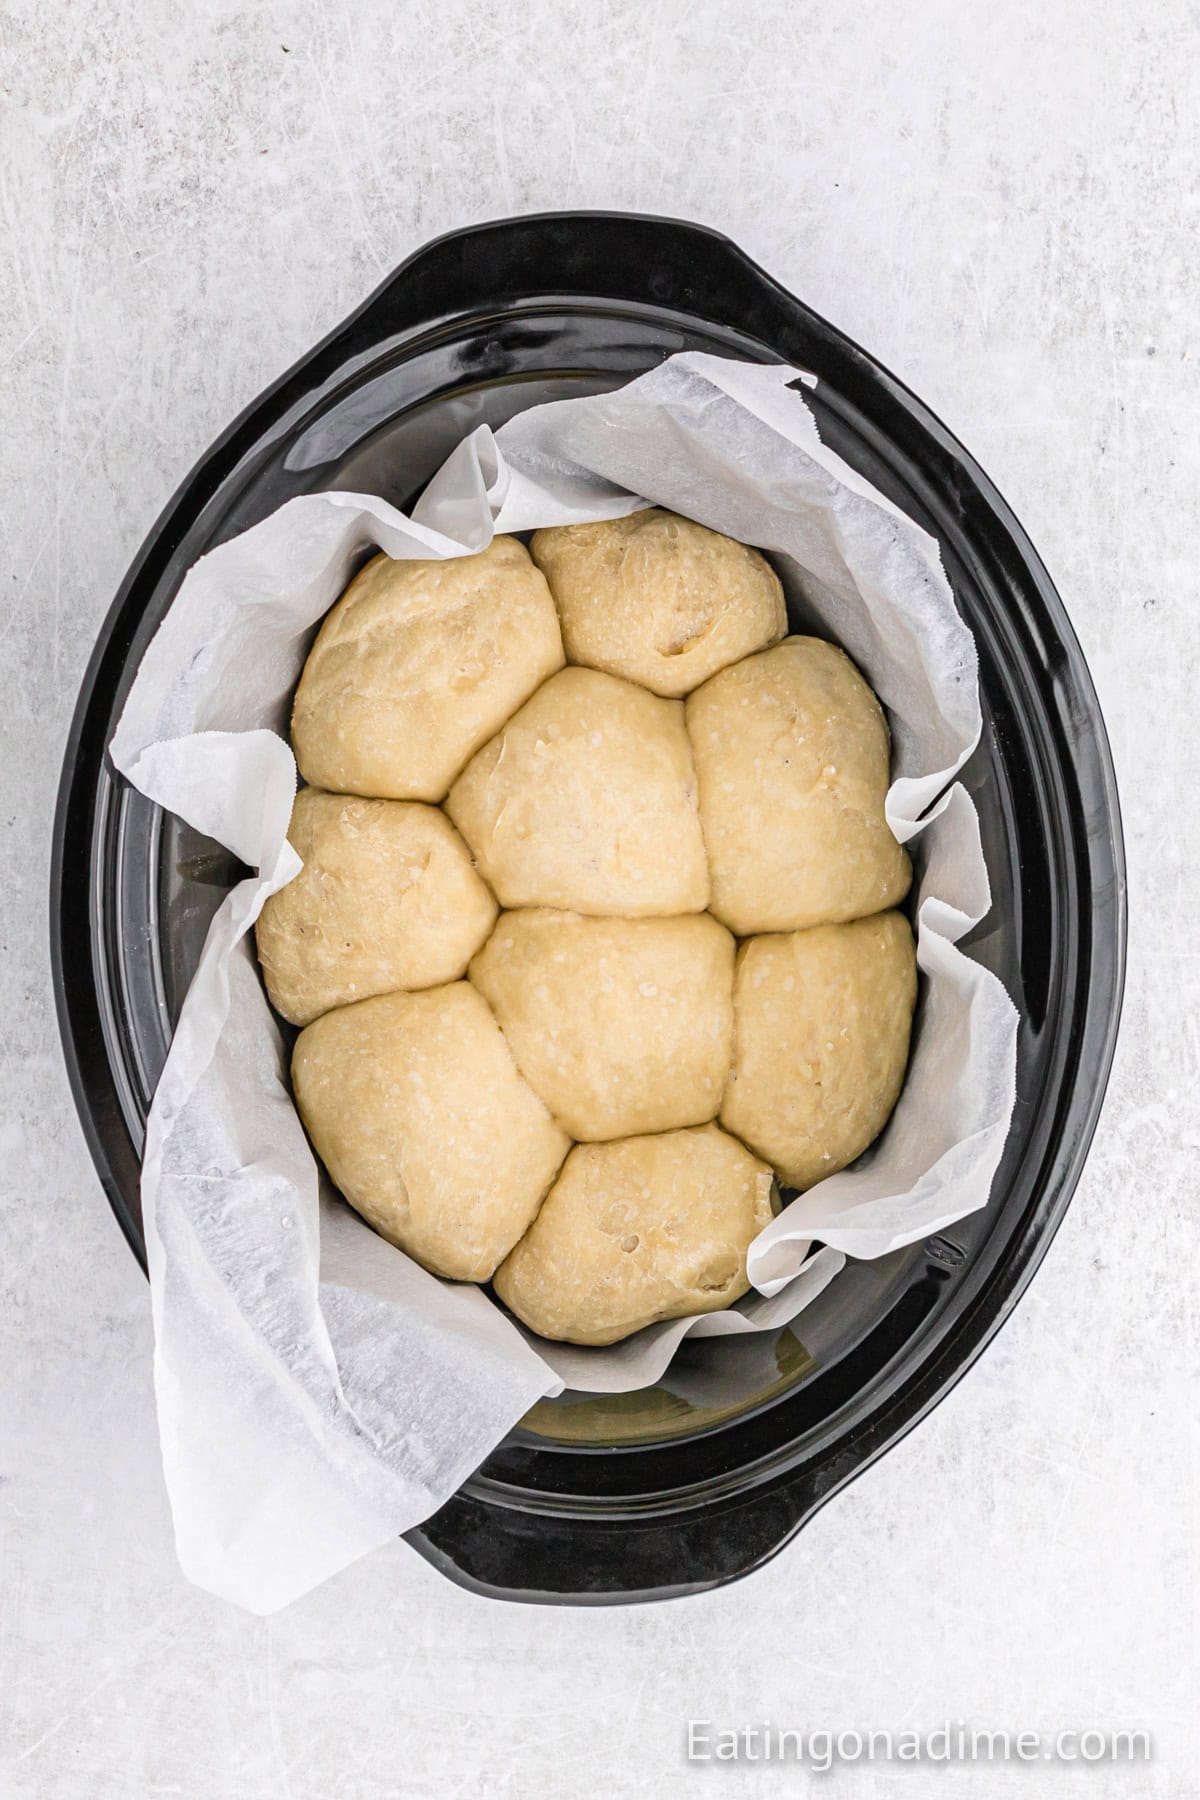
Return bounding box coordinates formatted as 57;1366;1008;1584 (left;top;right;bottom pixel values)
49;212;1126;1605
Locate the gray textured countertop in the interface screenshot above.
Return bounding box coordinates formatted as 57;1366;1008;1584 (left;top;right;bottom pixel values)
2;3;1196;1796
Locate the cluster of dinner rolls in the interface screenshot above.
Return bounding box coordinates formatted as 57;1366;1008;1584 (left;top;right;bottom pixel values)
258;508;917;1346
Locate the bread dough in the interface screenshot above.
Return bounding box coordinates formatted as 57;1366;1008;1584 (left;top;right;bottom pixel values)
493;1125;777;1345
530;509;786;697
291;536;563;801
720;911;916;1190
292;983;569;1281
279;529;919;1329
686;636;912;934
446;666;709;915
469;910;734;1140
255;788;497;1026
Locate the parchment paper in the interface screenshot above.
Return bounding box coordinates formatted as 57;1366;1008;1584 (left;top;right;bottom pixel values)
110;352;1019;1613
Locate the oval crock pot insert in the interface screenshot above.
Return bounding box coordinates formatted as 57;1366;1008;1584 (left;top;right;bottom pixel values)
53;214;1124;1598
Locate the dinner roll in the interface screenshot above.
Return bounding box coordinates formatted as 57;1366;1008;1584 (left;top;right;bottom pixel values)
686;636;912;934
469;909;734;1140
291;536;563;801
720;912;916;1190
256;788;497;1026
446;666;709;916
530;509;786;697
493;1125;777;1345
292;984;569;1282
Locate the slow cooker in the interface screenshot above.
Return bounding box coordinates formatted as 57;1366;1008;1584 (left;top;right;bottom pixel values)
51;212;1125;1603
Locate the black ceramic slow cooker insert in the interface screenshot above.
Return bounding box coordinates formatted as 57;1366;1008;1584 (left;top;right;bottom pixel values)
51;213;1125;1604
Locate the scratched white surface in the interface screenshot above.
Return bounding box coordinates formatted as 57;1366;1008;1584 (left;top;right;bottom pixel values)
2;2;1198;1796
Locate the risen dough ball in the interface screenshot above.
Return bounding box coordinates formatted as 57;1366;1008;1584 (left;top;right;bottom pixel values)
469;910;734;1140
530;509;786;697
686;636;912;934
493;1125;777;1345
446;666;709;916
292;984;569;1282
291;536;563;801
720;912;916;1191
256;788;497;1026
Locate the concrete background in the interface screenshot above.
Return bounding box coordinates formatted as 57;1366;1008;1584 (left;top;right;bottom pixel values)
2;1;1196;1794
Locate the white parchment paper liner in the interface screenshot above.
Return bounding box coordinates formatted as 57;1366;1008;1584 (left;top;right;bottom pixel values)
110;353;1018;1612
